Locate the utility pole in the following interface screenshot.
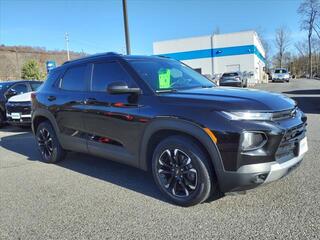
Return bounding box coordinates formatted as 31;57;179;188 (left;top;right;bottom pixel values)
122;0;131;55
65;32;70;60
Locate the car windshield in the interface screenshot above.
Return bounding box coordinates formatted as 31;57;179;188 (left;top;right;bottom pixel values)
222;72;238;77
128;58;215;92
275;69;287;74
0;82;11;91
30;82;43;91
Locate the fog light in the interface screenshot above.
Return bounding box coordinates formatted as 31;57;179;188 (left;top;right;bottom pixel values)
241;131;267;151
252;173;268;184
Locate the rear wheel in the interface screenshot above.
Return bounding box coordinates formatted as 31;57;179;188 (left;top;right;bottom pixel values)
36;121;65;163
0;111;5;128
152;135;217;206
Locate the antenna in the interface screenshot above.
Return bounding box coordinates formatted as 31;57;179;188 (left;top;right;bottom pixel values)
122;0;131;55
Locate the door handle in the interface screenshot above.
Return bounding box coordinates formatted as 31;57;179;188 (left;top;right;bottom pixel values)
47;96;56;101
83;98;97;104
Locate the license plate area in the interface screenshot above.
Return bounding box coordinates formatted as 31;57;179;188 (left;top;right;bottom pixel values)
11;113;21;120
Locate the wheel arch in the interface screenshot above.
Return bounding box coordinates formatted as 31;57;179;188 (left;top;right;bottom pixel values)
32;109;61;141
139;118;224;178
0;103;5;115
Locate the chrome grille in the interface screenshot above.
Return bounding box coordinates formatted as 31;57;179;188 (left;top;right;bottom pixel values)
272;107;297;121
276;123;306;160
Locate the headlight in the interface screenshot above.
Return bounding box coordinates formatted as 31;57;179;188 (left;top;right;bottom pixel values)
221;111;273;120
241;131;268;151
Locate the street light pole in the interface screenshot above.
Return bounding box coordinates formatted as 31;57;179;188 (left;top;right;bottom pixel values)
65;32;70;60
122;0;131;55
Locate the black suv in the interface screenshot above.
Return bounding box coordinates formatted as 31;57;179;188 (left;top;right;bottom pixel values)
31;53;308;206
0;80;42;127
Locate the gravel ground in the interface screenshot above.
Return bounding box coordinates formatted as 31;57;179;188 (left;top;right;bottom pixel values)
0;78;319;240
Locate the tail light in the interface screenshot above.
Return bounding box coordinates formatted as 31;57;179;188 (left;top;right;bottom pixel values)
31;92;36;100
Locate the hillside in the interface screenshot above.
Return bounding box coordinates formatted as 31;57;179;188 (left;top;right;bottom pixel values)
0;45;86;81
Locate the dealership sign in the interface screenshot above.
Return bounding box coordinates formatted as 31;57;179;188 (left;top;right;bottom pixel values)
46;61;56;73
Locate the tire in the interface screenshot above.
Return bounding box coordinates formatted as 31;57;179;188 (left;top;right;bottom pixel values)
151;135;216;207
36;121;65;163
0;111;4;128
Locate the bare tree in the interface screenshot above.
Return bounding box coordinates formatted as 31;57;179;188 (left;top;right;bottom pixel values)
298;0;320;77
295;41;308;57
274;26;291;68
256;27;271;69
213;26;220;35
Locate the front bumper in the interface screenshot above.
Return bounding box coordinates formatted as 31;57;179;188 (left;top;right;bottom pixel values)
213;108;307;193
272;78;289;82
6;102;32;126
219;136;307;193
219;81;242;87
6;113;31;126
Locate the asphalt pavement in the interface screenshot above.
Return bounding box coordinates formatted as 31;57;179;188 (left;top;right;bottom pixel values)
0;78;319;239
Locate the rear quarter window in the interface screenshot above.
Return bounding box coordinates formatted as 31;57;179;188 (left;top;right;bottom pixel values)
41;69;63;90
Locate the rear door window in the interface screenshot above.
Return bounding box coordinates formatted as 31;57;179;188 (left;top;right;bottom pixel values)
91;61;134;92
61;65;87;91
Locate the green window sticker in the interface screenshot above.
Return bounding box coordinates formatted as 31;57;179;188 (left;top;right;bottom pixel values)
158;69;171;89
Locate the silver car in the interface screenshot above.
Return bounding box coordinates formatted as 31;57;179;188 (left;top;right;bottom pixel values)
219;72;247;87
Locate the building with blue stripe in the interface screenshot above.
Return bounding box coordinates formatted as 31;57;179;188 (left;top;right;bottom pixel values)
153;31;267;85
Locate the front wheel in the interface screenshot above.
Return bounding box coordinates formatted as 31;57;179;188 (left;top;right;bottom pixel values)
152;136;217;206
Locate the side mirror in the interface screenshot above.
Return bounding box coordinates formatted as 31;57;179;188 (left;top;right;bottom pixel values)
6;89;17;98
107;81;141;94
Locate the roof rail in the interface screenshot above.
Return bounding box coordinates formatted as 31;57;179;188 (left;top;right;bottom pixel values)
157;55;171;59
62;52;122;65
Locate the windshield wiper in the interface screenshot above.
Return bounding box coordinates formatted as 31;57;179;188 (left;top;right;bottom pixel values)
155;89;178;93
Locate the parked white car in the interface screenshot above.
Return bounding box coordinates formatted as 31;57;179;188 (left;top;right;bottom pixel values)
272;68;290;82
6;92;34;126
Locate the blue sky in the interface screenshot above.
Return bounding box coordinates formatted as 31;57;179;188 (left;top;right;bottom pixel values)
0;0;304;55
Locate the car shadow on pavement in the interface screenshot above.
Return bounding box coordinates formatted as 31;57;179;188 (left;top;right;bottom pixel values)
288;96;320;114
0;125;32;133
0;132;169;204
283;89;320;95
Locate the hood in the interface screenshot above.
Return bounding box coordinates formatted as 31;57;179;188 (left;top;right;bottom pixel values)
8;92;32;103
159;87;295;112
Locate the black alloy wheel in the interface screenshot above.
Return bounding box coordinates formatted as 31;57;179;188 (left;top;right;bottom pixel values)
152;135;217;207
0;111;4;128
36;121;65;163
37;128;54;161
157;149;198;197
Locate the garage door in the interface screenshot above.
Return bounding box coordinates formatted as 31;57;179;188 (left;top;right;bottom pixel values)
226;64;240;72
